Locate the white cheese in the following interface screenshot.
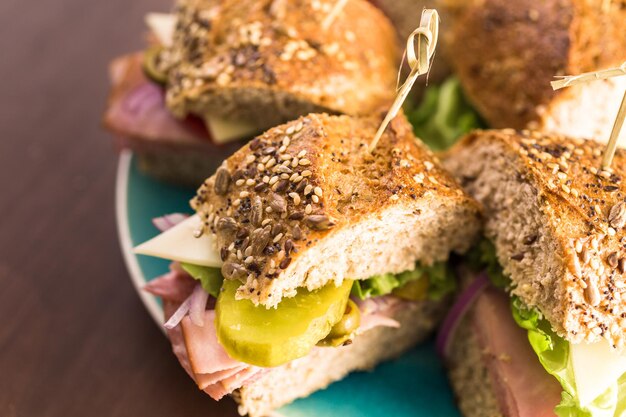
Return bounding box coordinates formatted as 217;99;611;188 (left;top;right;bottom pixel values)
134;214;222;267
145;13;176;47
570;338;626;406
205;115;260;144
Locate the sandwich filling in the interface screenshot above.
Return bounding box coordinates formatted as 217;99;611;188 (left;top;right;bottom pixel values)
451;241;626;417
140;214;454;399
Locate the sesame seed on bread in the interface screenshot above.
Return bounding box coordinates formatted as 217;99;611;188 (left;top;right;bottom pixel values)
445;129;626;347
191;112;482;307
163;0;399;131
441;0;626;143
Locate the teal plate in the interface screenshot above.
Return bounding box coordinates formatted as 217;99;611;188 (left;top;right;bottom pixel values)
116;151;461;417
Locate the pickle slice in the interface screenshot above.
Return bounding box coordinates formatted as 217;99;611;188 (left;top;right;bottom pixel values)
215;279;353;367
317;299;361;347
142;45;168;85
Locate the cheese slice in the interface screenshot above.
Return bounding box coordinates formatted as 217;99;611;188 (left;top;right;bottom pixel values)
145;13;176;47
205;115;260;144
570;338;626;406
134;214;222;267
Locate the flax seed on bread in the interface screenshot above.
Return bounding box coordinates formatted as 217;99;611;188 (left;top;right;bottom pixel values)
444;129;626;347
163;0;399;131
192;112;482;307
441;0;626;143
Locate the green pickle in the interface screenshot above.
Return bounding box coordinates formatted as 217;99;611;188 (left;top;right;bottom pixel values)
215;279;353;367
392;276;429;301
142;45;168;85
317;299;361;347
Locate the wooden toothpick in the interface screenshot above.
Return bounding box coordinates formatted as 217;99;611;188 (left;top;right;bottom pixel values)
368;9;439;152
551;62;626;90
601;92;626;170
322;0;349;30
551;62;626;170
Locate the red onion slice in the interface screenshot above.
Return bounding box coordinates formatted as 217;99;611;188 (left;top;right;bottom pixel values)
164;296;191;329
436;271;489;358
152;213;189;232
189;284;209;327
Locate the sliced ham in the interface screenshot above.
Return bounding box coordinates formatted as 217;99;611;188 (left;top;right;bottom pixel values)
159;273;407;401
473;287;562;417
180;311;242;375
358;313;400;333
104;53;210;148
144;268;196;303
163;300;195;380
195;366;246;390
354;295;404;333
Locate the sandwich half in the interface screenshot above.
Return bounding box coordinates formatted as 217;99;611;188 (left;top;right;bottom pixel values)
441;0;626;144
104;0;399;186
442;129;626;416
136;112;481;416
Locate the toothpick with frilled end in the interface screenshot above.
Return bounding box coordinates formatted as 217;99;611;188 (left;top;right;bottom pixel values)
551;62;626;171
322;0;349;30
368;9;439;153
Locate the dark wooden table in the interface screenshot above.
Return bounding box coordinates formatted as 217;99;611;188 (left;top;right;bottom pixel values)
0;1;238;415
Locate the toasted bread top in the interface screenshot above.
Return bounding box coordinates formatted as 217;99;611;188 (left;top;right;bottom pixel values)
192;112;481;306
163;0;399;125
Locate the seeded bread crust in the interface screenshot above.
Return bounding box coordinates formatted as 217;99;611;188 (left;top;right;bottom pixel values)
192;113;482;307
442;0;626;141
164;0;399;131
445;129;626;347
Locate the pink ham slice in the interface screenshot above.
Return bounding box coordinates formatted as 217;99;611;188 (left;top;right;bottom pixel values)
156;271;404;401
180;311;241;375
104;53;210;148
196;366;246;390
144;269;197;303
472;288;563;417
354;295;403;333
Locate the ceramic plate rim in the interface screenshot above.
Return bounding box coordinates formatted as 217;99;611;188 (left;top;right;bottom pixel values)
115;150;164;328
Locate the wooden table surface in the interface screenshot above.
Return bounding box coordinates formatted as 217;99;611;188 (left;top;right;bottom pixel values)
0;0;238;415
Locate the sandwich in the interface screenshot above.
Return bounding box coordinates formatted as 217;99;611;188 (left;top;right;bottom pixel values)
104;0;400;186
440;0;626;144
441;129;626;416
135;111;482;416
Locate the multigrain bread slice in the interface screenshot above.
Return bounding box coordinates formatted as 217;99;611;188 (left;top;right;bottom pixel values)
163;0;399;131
444;129;626;347
441;0;626;143
235;299;446;417
191;112;482;307
447;319;502;417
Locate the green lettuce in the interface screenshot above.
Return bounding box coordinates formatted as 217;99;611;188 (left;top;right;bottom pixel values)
351;262;455;301
407;77;484;151
469;240;626;416
511;297;626;417
180;263;223;297
465;238;510;289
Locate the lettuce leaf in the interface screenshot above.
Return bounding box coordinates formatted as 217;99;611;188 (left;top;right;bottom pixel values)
469;240;626;415
351;262;455;301
180;263;223;297
465;238;510;289
511;297;626;417
407;77;484;151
